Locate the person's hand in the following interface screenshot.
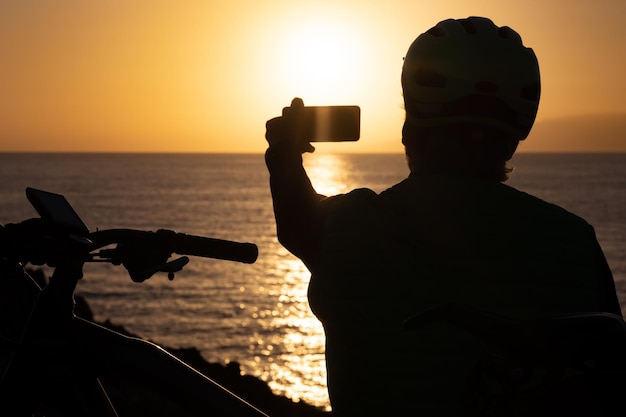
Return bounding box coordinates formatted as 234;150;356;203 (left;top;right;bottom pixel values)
265;98;315;154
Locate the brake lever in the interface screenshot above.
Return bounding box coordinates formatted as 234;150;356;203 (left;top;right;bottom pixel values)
160;256;190;280
127;256;190;283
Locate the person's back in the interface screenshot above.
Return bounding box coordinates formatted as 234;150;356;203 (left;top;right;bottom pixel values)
309;174;617;415
265;16;621;416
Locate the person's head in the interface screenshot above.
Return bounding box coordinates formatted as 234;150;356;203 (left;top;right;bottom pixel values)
401;17;540;181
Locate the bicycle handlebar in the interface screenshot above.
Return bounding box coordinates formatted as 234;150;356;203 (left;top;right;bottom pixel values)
1;222;258;283
89;228;258;264
2;186;259;281
173;232;258;264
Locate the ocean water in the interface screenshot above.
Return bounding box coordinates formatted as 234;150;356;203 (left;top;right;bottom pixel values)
1;152;625;410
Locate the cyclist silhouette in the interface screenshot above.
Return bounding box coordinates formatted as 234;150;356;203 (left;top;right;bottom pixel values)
265;16;621;416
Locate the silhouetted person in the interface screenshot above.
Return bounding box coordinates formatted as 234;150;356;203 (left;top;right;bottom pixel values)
265;17;621;416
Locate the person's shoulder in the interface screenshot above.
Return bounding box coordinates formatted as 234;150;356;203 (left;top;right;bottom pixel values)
500;183;593;229
319;188;379;218
326;187;378;204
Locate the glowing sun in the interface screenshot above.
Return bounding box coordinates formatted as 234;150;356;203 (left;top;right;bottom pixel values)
277;19;366;103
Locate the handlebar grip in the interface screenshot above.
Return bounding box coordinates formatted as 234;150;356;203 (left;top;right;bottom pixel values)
174;233;258;264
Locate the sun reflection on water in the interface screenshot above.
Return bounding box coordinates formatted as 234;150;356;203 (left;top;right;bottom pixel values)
243;258;329;409
241;155;356;411
303;153;355;196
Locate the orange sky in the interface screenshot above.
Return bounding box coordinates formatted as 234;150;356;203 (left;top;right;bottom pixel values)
1;0;625;153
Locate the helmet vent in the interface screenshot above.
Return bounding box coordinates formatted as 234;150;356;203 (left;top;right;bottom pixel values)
475;81;499;93
498;27;511;39
459;19;477;34
426;26;445;37
415;68;447;87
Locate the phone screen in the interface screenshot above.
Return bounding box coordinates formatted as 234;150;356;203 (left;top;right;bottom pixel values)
25;187;90;235
307;106;360;142
282;105;361;142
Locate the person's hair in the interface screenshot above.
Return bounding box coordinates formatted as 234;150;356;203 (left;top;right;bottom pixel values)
403;122;518;182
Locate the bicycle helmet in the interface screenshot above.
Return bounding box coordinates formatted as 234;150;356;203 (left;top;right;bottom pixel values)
401;17;540;141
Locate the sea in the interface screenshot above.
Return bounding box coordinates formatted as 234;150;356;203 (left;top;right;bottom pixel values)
1;152;625;410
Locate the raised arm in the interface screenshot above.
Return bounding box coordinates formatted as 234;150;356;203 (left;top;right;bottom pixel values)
265;98;327;269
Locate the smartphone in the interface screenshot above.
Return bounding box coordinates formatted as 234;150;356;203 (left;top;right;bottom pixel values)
25;187;90;235
283;105;360;142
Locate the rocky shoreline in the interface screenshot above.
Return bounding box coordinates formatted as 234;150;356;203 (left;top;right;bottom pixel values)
74;294;331;417
15;267;330;416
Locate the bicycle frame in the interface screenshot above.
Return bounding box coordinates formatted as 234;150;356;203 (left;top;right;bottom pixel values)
1;259;269;417
0;188;270;416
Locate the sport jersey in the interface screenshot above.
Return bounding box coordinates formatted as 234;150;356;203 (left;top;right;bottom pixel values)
306;174;620;415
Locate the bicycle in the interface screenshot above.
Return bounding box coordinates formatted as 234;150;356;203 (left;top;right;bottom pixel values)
0;187;271;416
